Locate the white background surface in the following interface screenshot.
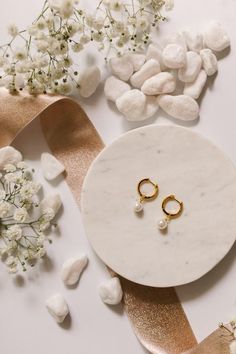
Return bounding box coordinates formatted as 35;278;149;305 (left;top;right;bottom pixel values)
1;0;236;353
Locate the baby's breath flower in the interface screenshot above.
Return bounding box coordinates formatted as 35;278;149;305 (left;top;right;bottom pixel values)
165;0;174;11
6;225;22;241
14;208;28;223
110;0;124;11
7;24;19;38
0;153;62;274
0;0;170;95
71;42;83;52
0;201;12;218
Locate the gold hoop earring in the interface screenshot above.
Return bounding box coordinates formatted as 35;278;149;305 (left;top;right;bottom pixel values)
134;178;159;213
158;195;183;230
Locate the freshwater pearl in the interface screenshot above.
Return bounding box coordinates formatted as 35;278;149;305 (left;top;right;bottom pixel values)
158;218;168;230
134;200;143;213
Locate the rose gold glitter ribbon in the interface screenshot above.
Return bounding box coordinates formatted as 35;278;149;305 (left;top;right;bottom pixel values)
0;89;232;354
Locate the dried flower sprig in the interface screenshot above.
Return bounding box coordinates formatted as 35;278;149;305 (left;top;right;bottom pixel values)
0;0;173;95
0;158;62;274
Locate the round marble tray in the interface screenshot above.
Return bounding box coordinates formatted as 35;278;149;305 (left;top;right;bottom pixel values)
81;126;236;287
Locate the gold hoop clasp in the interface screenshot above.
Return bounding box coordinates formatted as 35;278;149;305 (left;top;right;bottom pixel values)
134;178;159;213
158;195;183;230
137;178;159;202
162;195;183;218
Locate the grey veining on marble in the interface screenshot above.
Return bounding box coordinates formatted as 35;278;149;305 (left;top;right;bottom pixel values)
81;125;236;287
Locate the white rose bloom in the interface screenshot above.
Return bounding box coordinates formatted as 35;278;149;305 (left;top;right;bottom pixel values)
14;208;28;222
7;24;19;37
0;201;11;218
7;225;22;241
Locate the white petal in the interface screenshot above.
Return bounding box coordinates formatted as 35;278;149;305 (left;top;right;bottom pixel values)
61;255;88;286
46;293;69;323
99;277;123;305
41;152;65;181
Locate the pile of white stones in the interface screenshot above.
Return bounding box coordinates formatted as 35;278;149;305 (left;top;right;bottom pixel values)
104;21;230;122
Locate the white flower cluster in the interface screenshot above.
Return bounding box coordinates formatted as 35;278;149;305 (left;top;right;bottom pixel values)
0;147;62;274
0;0;172;95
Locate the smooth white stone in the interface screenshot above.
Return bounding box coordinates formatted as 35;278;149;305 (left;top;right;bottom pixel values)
104;76;131;102
130;59;161;88
0;146;22;170
158;218;168;230
61;255;88;286
134;200;143;212
99;277;123;305
162;44;186;69
203;21;230;52
41;152;65;181
162;32;187;51
157;94;199;121
182;30;203;52
125;53;146;72
142;96;159;120
178;51;202;83
141;72;176;95
200;49;218;76
46;293;69;323
146;43;167;70
82;125;236;287
116;89;146;121
109;56;133;81
230;340;236;354
40;194;62;216
184;70;207;99
78;66;101;98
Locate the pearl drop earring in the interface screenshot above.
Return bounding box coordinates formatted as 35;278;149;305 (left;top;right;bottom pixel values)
158;195;183;230
134;178;159;213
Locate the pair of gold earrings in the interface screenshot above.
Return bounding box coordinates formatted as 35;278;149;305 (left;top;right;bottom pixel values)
134;178;183;230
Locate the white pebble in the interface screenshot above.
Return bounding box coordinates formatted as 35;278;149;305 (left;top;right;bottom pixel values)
0;146;22;170
116;89;146;121
40;194;62;216
41;152;65;181
203;21;230;52
46;293;69;323
146;43;167;70
200;49;218;76
230;341;236;354
162;32;187;51
141;72;176;95
126;53;146;71
142;96;159;120
184;70;207;99
157;94;199;121
162;44;186;69
130;59;161;88
178;51;202;83
61;255;88;286
78;66;101;98
109;56;133;81
182;30;203;52
104;76;130;102
99;277;123;305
